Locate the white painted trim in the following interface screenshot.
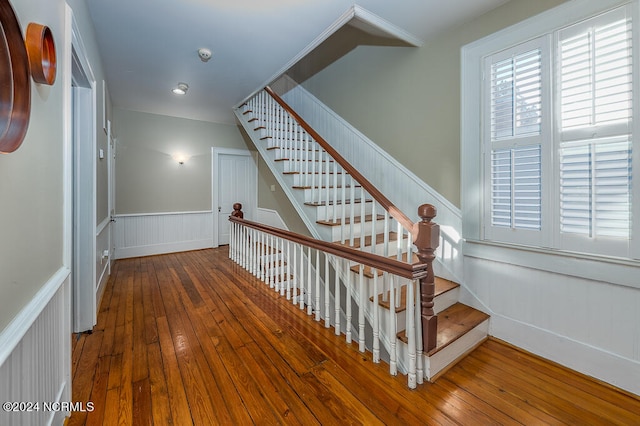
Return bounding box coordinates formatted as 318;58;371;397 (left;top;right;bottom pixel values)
236;5;422;108
96;216;110;236
352;5;424;47
0;267;70;367
491;313;640;396
115;210;213;218
464;240;640;290
116;240;213;259
62;5;73;273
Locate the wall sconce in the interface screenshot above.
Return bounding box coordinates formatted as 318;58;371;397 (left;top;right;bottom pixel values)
172;153;189;164
172;82;188;95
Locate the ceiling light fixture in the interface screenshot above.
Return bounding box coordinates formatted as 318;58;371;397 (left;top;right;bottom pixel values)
172;82;188;95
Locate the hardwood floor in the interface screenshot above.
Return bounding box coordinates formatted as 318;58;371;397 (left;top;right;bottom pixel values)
68;248;640;425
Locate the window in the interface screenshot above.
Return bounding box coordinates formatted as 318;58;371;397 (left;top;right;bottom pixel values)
475;3;638;259
484;40;547;245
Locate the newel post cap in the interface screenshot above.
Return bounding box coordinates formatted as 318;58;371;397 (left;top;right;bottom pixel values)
418;204;437;222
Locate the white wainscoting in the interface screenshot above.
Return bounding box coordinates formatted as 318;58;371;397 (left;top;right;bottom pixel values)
96;217;111;307
113;211;213;259
462;251;640;396
256;208;289;230
0;269;72;426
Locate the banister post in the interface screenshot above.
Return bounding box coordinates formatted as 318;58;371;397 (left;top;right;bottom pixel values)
414;204;439;353
231;202;244;219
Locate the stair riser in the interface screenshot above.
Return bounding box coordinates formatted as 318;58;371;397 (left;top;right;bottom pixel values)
312;202;374;220
317;220;388;243
282;160;337;174
422;320;489;381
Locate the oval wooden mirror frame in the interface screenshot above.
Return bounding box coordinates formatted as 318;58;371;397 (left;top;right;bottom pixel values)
26;22;56;85
0;0;31;154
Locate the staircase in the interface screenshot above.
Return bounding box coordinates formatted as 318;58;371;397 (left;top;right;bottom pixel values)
232;87;489;383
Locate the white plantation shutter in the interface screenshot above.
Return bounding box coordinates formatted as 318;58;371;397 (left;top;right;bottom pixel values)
560;137;631;237
491;50;543;140
474;1;639;259
487;41;544;236
559;7;633;243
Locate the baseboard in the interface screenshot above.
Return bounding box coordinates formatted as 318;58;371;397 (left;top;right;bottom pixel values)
491;314;640;397
115;239;213;259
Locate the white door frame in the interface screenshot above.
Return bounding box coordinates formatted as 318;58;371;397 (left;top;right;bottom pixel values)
71;16;97;333
212;147;258;247
107;120;116;273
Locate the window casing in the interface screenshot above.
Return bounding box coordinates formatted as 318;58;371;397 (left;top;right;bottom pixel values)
480;3;638;259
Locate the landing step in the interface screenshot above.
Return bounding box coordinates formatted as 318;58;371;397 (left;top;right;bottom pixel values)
397;303;489;356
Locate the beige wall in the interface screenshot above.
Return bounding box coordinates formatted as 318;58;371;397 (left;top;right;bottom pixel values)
114;109;254;214
297;0;568;208
0;0;108;331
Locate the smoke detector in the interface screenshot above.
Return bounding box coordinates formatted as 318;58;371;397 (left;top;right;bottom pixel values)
198;48;212;62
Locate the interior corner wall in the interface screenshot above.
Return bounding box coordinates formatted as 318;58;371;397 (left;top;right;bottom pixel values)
297;0;569;209
113;108;251;214
0;0;109;423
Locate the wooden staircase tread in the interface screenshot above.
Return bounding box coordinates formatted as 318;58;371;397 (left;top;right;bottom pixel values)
396;303;489;356
431;303;489;355
316;214;384;227
371;277;459;312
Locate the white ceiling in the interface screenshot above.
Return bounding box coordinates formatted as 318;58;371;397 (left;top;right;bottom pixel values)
86;0;508;125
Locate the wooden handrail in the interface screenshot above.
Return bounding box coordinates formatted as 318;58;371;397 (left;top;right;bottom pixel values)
229;215;428;280
264;86;416;236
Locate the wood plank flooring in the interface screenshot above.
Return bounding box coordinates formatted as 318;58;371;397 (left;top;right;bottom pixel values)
68;247;640;425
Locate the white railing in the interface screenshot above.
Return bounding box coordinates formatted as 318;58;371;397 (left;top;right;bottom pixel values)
229;217;427;388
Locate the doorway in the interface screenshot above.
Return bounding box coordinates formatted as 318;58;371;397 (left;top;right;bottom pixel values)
212;148;257;246
71;22;97;333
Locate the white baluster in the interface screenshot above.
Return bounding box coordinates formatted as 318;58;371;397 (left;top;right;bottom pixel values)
373;268;380;363
371;201;377;254
340;167;346;244
334;257;340;336
349;177;355;246
415;277;424;385
285;240;291;299
325;150;330;221
406;278;416;389
307;246;313;315
388;273;397;376
299;243;305;310
324;253;330;328
332;161;338;223
260;231;266;282
358;264;365;352
346;260;352;343
291;241;297;303
315;249;320;321
359;187;366;251
305;132;310;189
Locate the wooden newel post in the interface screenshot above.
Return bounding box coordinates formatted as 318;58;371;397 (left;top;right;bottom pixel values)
414;204;439;353
231;203;244;219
